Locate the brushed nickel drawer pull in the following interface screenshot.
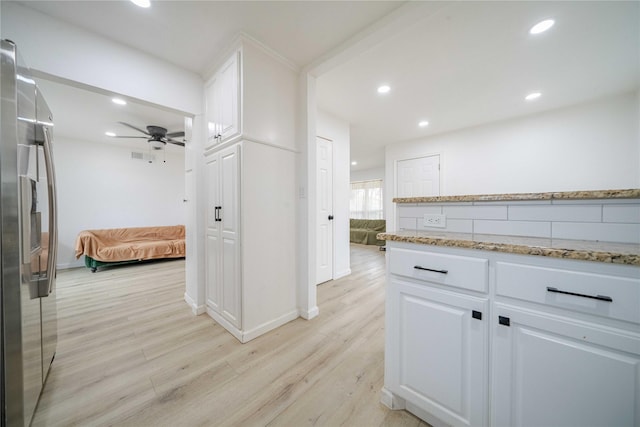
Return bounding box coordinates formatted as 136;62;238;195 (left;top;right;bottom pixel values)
546;286;613;302
414;265;448;274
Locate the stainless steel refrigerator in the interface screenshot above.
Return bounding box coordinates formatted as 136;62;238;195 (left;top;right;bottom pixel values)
1;39;58;426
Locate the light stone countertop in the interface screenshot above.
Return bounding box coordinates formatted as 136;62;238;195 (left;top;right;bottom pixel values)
393;188;640;204
377;231;640;266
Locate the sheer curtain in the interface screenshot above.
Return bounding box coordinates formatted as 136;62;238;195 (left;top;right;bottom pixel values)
350;179;384;219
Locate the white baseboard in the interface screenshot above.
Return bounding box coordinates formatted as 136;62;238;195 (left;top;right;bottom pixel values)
299;305;319;320
184;292;205;315
57;261;84;270
333;269;352;280
206;308;300;343
242;309;299;342
380;387;405;410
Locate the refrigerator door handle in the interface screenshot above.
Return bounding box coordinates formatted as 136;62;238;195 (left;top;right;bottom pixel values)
41;125;57;296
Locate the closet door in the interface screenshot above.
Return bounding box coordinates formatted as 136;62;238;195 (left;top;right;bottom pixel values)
219;144;241;328
205;154;221;312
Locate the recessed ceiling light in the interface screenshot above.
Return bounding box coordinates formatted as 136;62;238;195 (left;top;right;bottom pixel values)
351;161;358;166
418;120;429;128
530;19;555;35
377;85;390;94
112;97;127;106
525;92;542;101
105;131;116;137
131;0;151;8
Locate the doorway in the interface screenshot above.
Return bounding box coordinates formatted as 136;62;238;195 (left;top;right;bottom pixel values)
316;136;333;285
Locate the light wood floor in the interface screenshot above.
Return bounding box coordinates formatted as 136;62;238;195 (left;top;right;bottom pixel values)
33;245;429;426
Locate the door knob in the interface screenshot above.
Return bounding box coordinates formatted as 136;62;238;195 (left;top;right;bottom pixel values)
328;215;334;220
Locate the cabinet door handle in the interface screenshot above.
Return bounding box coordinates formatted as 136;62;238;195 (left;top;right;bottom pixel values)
472;310;482;320
414;265;448;274
498;316;510;326
546;287;613;302
218;206;223;222
215;206;222;222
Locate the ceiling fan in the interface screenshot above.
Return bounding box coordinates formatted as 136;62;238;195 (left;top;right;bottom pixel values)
113;122;185;149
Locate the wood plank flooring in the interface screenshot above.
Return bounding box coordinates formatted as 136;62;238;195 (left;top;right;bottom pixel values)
33;245;430;427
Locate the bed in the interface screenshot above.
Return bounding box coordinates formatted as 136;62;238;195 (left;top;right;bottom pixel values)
75;225;186;272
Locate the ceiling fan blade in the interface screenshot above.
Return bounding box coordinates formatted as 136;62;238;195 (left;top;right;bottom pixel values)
110;135;149;139
167;139;185;147
118;121;150;135
166;131;185;138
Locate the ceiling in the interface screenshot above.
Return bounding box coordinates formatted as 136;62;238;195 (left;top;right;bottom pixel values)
14;1;640;170
35;77;186;154
317;1;640;171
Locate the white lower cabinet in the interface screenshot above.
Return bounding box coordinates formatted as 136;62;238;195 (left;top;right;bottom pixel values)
492;303;640;427
384;242;640;427
386;279;489;427
204;140;298;343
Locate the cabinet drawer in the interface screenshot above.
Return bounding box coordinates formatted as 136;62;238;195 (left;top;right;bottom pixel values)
496;262;640;324
389;248;488;292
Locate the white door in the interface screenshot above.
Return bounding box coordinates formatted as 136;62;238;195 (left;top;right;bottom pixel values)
396;155;440;198
316;137;333;285
205;154;221;312
218;51;240;142
219;145;241;328
492;303;640;427
388;280;489;426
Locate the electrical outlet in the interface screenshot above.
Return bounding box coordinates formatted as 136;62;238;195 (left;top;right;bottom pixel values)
423;214;446;228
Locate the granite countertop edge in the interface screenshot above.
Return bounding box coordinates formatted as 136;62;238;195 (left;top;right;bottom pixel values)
377;232;640;266
392;188;640;204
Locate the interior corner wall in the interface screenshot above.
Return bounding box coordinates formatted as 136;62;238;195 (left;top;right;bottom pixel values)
317;109;350;279
242;40;298;151
55;137;185;269
385;91;639;231
1;2;202;115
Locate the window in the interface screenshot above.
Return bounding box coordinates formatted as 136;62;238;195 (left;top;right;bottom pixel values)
350;179;383;219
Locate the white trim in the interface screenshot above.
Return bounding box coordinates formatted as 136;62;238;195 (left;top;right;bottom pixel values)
299;305;319;320
380;387;405;410
57;261;83;270
242;309;300;342
334;269;351;280
184;292;205;315
206;307;299;343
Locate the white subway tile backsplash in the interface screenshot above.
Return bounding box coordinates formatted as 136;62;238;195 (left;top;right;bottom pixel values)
477;200;552;206
552;198;640;205
443;205;508;220
398;217;417;230
552;222;640;244
398;205;442;217
508;205;602;222
474;220;551;238
419;218;473;233
603;206;640;223
395;196;640;243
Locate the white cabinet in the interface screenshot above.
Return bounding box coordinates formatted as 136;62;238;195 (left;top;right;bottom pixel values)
205;50;240;148
205;144;240;329
492;303;640;427
383;242;640;427
385;247;489;427
492;260;640;427
204;141;298;343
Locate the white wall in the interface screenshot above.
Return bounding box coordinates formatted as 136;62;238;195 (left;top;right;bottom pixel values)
55;138;185;269
385;91;640;231
351;167;385;183
317;109;351;279
242;39;298;151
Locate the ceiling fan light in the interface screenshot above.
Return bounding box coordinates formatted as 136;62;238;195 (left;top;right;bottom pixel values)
150;139;165;150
